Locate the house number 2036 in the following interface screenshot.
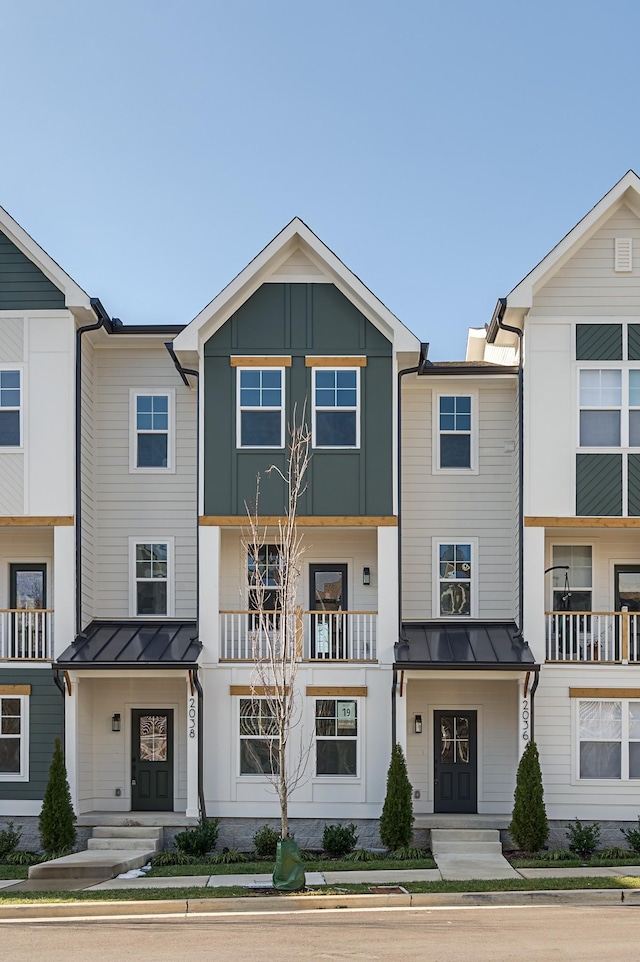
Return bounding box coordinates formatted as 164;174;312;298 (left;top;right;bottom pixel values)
188;698;196;738
521;700;530;741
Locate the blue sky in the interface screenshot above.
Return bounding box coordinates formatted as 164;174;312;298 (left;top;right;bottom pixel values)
2;0;640;358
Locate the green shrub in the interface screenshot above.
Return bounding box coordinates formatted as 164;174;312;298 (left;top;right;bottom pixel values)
599;846;632;859
39;738;76;854
300;849;319;862
509;741;548;852
207;849;250;864
388;846;429;860
322;823;358;858
43;848;73;861
4;850;41;865
532;848;575;862
621;816;640;854
343;849;383;862
151;850;196;866
380;743;414;850
566;818;601;859
0;821;22;859
174;817;219;858
252;824;280;860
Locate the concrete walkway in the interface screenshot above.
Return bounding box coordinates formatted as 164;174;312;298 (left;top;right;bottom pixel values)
431;829;520;880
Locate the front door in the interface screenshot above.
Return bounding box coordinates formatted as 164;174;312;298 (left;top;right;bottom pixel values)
131;709;173;811
9;564;47;658
434;710;477;814
615;566;640;613
309;564;348;658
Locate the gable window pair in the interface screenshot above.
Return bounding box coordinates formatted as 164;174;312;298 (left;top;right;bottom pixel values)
237;366;359;449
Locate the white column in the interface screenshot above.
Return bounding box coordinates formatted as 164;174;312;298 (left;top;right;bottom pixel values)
395;672;408;753
517;675;532;758
64;674;79;813
377;526;399;667
523;526;546;664
53;525;76;658
186;673;199;818
200;526;221;662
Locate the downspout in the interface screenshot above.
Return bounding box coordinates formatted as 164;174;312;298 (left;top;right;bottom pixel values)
530;669;540;741
392;344;430;746
496;301;525;632
75;299;109;637
165;344;204;816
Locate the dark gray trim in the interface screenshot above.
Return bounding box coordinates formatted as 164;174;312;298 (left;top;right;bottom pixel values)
109;324;185;335
57;620;202;668
419;364;519;376
191;667;206;820
530;669;540;740
393;662;540;671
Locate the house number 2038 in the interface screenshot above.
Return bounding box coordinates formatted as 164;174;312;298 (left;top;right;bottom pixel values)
188;698;196;738
521;699;530;741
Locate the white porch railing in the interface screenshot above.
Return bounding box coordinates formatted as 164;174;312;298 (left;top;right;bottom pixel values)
220;610;377;661
545;610;640;663
0;610;54;660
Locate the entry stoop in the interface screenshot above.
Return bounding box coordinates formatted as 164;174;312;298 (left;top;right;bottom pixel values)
431;829;520;880
29;825;161;882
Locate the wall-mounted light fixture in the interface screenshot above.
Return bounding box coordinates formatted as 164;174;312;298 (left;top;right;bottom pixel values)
111;713;121;733
414;714;422;734
362;566;371;586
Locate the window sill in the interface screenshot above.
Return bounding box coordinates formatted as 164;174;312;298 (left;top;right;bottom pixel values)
432;467;478;476
0;447;23;454
129;466;176;474
0;773;28;783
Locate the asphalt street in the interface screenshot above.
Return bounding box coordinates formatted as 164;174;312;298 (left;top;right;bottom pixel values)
3;904;640;961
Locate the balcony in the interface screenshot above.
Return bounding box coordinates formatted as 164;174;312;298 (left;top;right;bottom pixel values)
0;610;54;660
545;610;640;663
220;610;377;662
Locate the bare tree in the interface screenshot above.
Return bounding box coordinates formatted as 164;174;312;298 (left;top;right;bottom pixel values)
243;407;312;839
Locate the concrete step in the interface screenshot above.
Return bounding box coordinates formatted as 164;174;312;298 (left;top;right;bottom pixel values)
29;848;154;880
431;829;499;843
92;826;163;840
432;840;503;856
87;837;161;852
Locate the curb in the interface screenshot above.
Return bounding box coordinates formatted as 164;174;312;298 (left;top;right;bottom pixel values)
0;888;633;921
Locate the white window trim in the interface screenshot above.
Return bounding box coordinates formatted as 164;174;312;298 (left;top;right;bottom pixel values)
549;543;593;612
0;364;24;453
128;537;175;618
312;366;360;450
0;694;29;783
313;696;361;780
236;367;285;449
432;538;479;618
432;390;478;475
574;696;640;783
129;388;175;474
237;696;278;778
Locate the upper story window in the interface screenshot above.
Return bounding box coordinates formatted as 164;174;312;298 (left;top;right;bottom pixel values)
247;543;282;613
312;368;359;448
551;545;592;611
130;390;174;472
0;370;21;447
435;540;476;617
129;538;174;617
579;370;622;446
237;368;284;448
433;393;477;473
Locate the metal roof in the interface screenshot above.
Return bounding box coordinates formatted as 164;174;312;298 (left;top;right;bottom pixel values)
396;621;538;670
56;620;201;669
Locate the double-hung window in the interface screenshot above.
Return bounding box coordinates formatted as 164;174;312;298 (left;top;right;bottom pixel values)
313;368;359;448
579;370;622;446
315;699;358;776
130;390;174;471
435;540;476;617
577;698;640;779
130;539;174;617
0;370;21;447
238;368;284;448
551;545;592;612
434;393;476;472
0;694;28;782
239;698;278;775
247;544;282;613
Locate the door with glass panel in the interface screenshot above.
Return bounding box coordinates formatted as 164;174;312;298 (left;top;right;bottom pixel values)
309;564;348;659
131;709;173;811
433;710;477;813
615;565;640;661
9;564;47;658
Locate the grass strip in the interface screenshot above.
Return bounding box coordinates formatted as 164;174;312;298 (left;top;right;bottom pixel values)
0;866;30;880
1;876;640;904
512;858;640;869
147;858;436;877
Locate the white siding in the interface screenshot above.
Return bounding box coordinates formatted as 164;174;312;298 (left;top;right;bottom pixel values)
401;376;518;620
0;315;24;515
0;317;23;363
93;343;197;618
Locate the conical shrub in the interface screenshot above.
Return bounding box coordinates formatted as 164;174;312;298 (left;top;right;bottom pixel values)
509;740;548;852
380;743;414;850
39;737;76;854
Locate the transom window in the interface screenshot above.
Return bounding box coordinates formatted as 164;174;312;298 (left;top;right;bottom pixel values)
131;540;173;617
315;699;358;776
0;695;28;781
0;370;21;447
578;699;640;779
313;368;359;448
239;698;279;775
436;541;474;617
238;368;284;448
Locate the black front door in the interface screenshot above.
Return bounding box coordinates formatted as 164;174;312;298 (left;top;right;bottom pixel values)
309;564;348;658
434;710;477;814
615;566;640;613
9;564;47;658
131;709;173;811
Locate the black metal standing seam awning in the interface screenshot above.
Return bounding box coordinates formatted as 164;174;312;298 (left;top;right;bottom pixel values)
395;621;538;670
56;620;202;669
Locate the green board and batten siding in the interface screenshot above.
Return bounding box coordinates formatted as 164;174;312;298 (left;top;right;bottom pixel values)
576;454;623;516
0;229;65;310
203;283;393;517
0;668;63;801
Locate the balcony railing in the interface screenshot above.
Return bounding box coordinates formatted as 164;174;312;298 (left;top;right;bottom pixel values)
0;610;54;660
220;610;377;661
545;610;640;663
